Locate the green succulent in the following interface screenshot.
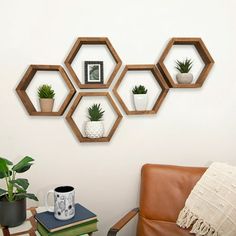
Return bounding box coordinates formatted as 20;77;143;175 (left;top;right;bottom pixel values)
132;85;148;94
175;58;193;73
38;84;55;99
0;156;38;202
88;104;105;121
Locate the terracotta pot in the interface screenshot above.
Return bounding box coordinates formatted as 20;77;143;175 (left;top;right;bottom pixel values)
39;98;54;112
133;94;148;111
0;196;26;227
85;121;104;138
176;73;193;84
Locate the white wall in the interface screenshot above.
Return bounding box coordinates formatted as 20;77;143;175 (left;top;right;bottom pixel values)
1;0;236;235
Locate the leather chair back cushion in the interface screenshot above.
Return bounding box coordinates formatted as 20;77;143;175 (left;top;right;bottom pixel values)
137;164;206;235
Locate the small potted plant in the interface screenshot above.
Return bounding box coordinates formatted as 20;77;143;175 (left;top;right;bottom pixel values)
132;85;148;111
175;58;194;84
0;156;38;227
38;84;55;112
85;103;105;139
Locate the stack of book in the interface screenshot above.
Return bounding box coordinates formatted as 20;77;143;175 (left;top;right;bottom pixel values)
35;203;98;236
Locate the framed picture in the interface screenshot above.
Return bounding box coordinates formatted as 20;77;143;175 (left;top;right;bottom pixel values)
84;61;104;84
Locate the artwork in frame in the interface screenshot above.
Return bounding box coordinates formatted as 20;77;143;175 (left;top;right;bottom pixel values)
84;61;104;84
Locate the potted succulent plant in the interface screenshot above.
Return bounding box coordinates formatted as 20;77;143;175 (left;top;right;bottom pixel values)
132;85;148;111
175;58;194;84
85;103;105;138
0;156;38;227
38;84;55;112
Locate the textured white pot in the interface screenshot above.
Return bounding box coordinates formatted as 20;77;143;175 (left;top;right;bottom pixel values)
39;98;54;112
176;73;193;84
133;94;148;111
85;121;104;138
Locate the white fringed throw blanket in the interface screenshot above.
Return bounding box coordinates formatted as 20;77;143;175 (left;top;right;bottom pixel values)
177;162;236;236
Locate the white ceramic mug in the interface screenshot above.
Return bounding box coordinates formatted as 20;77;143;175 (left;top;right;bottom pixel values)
45;186;75;220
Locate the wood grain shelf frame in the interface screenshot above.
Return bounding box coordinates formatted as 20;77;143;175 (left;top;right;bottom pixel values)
157;37;214;88
113;65;169;115
64;37;122;89
66;92;123;143
16;65;76;116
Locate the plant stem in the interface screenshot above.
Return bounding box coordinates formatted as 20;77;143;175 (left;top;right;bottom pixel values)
13;171;16;181
7;170;14;201
4;176;10;201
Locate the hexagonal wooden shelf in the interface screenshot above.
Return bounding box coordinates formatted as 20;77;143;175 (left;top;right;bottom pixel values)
64;37;122;89
113;65;169;115
157;37;214;88
16;65;76;116
66;92;123;142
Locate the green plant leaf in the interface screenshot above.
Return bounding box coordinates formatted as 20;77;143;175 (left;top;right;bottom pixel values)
16;188;27;194
38;84;55;99
175;58;193;73
10;178;29;190
0;172;5;178
0;188;7;196
88;103;105;121
132;85;148;94
15;193;38;201
0;159;9;179
12;156;34;173
0;157;13;165
15;163;33;173
0;170;12;179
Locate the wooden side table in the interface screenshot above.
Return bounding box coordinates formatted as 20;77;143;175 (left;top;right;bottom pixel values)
0;208;93;236
1;208;37;236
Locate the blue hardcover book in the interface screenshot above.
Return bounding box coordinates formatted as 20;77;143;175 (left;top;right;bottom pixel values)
35;203;97;232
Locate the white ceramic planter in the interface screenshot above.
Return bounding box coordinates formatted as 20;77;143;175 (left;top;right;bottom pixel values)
133;94;148;111
85;121;104;138
176;73;193;84
39;98;54;112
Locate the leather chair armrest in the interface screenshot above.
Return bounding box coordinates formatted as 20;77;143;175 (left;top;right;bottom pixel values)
107;208;139;236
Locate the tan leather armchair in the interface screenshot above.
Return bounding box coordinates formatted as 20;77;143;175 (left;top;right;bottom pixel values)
108;164;206;236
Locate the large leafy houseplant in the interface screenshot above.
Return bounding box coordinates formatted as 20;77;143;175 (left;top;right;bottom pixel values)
0;156;38;227
0;156;38;201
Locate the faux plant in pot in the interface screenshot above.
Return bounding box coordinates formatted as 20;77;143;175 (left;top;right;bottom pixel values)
0;156;38;227
85;103;105;139
132;85;148;111
38;84;55;112
175;58;194;84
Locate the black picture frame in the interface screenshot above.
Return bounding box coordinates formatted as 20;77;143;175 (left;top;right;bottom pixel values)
84;61;104;84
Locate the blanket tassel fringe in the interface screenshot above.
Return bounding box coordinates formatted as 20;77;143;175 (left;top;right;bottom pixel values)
176;206;218;236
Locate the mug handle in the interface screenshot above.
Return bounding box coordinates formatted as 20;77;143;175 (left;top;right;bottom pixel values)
45;189;54;212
